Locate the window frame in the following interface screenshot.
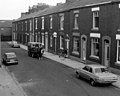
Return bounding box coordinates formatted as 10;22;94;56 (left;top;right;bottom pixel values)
50;15;53;29
50;35;53;47
73;10;79;29
90;37;100;59
72;36;79;55
116;40;120;63
42;17;44;30
60;35;64;49
59;14;64;30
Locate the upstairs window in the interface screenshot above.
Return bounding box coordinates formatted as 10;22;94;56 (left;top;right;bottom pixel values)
59;14;64;30
35;18;38;30
50;15;53;29
25;21;27;31
92;7;100;30
73;10;79;29
22;22;23;31
42;17;44;30
29;20;32;31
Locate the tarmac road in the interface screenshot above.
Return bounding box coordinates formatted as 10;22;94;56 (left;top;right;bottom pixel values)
1;41;120;96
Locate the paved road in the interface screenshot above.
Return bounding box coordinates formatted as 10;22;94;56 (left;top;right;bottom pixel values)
1;42;120;96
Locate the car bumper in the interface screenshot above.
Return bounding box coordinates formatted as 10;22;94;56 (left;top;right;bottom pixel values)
96;79;118;84
6;61;18;64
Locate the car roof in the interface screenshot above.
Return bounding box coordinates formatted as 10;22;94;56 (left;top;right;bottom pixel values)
86;64;106;69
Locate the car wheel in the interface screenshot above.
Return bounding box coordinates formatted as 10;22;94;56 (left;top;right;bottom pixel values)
90;79;96;86
76;72;80;78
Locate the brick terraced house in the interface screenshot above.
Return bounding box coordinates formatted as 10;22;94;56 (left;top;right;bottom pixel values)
12;0;120;73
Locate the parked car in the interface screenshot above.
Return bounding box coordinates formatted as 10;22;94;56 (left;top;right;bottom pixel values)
27;42;44;57
2;52;18;65
11;41;20;48
75;64;118;86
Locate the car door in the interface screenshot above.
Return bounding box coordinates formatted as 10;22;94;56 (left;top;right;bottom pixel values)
80;66;90;80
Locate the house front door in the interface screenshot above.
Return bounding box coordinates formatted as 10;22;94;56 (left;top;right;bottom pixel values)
81;37;87;61
104;41;110;68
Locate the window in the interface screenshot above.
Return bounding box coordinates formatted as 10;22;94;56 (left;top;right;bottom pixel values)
25;21;27;31
60;35;64;49
29;20;32;31
73;37;79;54
22;22;23;31
74;13;79;29
42;17;44;30
91;38;99;58
50;15;53;29
50;35;53;47
59;14;64;30
42;33;44;45
117;40;120;63
93;11;99;29
35;18;38;30
16;24;17;31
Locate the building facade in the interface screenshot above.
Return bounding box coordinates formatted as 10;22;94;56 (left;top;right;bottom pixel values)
12;0;120;72
0;20;13;41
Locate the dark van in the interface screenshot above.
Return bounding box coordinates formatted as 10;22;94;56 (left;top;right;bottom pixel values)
27;42;43;58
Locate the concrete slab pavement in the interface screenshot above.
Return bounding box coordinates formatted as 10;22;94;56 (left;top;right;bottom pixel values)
0;65;27;96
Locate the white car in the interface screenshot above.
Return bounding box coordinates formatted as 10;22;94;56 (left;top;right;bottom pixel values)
75;64;118;86
11;41;20;48
2;52;18;65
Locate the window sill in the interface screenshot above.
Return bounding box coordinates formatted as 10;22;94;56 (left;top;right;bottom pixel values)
115;62;120;66
72;51;79;55
91;28;99;31
90;55;99;60
73;27;79;30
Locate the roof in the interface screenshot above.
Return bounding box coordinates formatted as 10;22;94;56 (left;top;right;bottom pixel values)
0;20;13;27
16;0;120;21
35;0;120;17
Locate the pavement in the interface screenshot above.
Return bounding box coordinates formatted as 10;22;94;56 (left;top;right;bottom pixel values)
0;42;120;96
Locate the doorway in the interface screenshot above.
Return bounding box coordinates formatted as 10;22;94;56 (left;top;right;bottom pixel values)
81;35;87;62
104;40;110;67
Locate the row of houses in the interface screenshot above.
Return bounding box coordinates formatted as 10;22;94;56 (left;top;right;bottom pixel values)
12;0;120;72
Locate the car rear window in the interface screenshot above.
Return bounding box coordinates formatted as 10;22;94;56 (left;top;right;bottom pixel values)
7;54;16;58
95;68;108;73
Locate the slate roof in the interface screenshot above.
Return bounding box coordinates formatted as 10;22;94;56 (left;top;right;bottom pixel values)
16;0;120;21
0;20;13;27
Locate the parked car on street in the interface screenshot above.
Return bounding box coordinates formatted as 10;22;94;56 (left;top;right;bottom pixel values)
2;52;18;65
75;64;118;86
11;41;20;48
27;42;44;58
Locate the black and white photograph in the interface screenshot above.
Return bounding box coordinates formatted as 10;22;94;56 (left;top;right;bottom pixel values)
0;0;120;96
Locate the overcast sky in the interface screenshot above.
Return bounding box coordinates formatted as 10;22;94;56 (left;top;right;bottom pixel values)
0;0;65;20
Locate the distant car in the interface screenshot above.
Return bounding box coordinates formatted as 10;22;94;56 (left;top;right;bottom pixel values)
27;42;44;57
75;64;118;86
2;52;18;65
11;41;20;48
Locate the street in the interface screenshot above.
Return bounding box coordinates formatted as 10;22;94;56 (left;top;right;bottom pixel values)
1;42;120;96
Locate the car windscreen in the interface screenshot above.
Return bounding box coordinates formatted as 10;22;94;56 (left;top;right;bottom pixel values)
95;68;108;73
